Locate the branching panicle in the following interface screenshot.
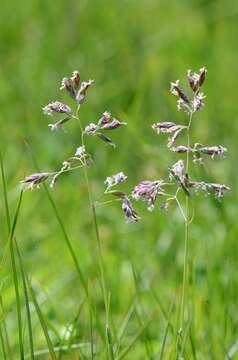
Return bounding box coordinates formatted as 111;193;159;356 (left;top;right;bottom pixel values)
21;67;230;223
21;70;127;192
103;66;229;222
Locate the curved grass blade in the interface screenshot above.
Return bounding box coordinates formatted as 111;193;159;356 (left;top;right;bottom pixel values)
15;240;35;359
115;297;136;358
159;303;174;360
0;152;13;359
117;317;154;360
23;266;56;359
0;150;11;232
26;143;88;295
132;265;153;358
0;298;12;360
0;325;7;360
9;191;24;359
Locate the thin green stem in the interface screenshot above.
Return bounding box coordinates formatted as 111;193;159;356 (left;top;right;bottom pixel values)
43;183;88;295
26;144;88;295
9;191;24;359
180;110;193;338
75;107;111;357
0;325;7;360
0;151;13;360
15;239;35;360
0;151;11;232
24;272;56;359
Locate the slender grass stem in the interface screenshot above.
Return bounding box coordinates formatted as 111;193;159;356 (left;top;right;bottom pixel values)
9;191;24;359
24;273;56;359
15;240;35;360
179;110;193;343
0;325;7;360
0;151;13;360
75;107;111;357
0;151;11;232
26;144;88;296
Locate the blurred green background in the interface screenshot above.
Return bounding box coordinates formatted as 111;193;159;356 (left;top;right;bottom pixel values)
0;0;237;358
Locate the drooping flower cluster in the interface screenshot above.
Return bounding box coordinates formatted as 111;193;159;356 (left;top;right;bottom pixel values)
151;67;229;205
152;122;186;148
20;173;50;190
169;143;227;162
60;71;94;104
104;172;127;190
170;67;207;114
103;172;139;223
21;71;127;191
42;71;94;131
20;146;91;190
84;111;127;147
122;196;140;223
43;101;72;116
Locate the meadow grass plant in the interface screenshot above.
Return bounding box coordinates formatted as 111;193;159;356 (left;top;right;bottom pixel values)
1;67;230;359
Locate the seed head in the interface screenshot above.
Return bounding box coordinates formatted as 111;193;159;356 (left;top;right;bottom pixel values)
187;67;207;92
20;173;49;190
60;78;76;98
98;111;112;126
198;67;207;87
50;173;60;189
84;123;98;135
192;181;230;199
76;80;94;104
193;143;227;160
152;122;186;147
75;145;86;157
208;183;230;199
100;119;127;130
170;145;190;153
177;98;191;114
170;80;190;104
192;92;206;112
152;122;185;134
71;70;81;88
169;160;185;182
43;101;72;116
104;172;127;189
132;180;165;211
122;196;140;223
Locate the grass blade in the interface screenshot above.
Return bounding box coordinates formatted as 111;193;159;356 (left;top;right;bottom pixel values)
159;303;174;360
117;317;154;360
106;324;115;360
0;150;11;232
20;259;56;359
0;298;12;360
26;144;88;295
0;150;13;359
15;240;35;359
150;289;175;336
115;297;136;357
9;191;24;359
25;342;92;359
132;266;153;358
0;325;7;360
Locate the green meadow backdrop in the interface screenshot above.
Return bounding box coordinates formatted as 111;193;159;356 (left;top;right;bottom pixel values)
0;0;237;358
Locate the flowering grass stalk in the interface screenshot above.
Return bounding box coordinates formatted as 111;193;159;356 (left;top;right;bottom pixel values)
21;67;230;357
102;66;229;355
21;70;129;357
